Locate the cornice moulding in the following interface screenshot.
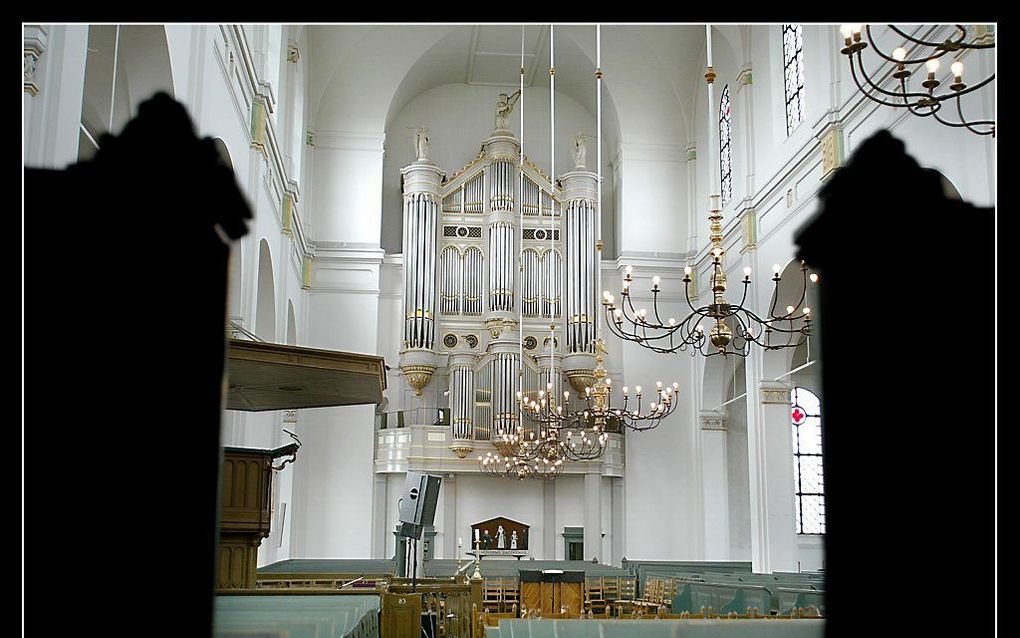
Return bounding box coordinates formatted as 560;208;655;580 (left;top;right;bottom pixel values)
314;130;386;151
618;142;688;164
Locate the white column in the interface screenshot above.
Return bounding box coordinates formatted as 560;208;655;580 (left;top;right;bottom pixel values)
584;471;602;562
543;478;556;560
443;473;457;560
735;65;755;202
746;378;799;572
610;477;625;566
24;25;89;169
371;473;388;558
700;408;730;559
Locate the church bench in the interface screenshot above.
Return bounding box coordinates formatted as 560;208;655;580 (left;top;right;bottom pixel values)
484;618;825;638
214;610;366;638
214;593;381;638
255;572;390;589
257;558;397;574
776;588;825;616
681;583;773;616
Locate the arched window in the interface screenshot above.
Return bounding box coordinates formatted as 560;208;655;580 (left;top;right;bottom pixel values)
791;386;824;534
782;24;806;135
719;84;732;205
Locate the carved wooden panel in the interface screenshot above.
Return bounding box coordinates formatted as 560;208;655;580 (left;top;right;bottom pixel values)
521;582;542;612
470;516;529;550
217;536;260;589
559;582;583;617
381;592;422;638
221;449;273;535
519;581;581;616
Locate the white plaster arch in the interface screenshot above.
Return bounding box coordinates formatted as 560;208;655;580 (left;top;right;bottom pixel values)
286;299;297;345
254;238;277;342
80;25;175;143
762;258;818;379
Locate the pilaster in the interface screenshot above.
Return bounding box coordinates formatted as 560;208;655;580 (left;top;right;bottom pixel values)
700;408;730;559
583;471;602;562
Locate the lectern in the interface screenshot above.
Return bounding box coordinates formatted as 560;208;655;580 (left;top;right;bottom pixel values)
218;443;298;589
519;571;584;617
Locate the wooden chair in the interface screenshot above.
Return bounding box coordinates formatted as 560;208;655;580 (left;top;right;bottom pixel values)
602;576;620;602
615;578;636;616
501;578;519;612
584;577;607;615
482;579;502;612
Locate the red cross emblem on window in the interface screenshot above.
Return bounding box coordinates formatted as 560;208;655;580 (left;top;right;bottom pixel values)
791;407;806;425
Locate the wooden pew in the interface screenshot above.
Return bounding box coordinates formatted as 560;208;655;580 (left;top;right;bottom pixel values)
214;591;381;638
483;618;825;638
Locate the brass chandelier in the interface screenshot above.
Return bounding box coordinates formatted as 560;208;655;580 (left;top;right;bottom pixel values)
839;24;995;136
602;25;817;359
521;340;678;436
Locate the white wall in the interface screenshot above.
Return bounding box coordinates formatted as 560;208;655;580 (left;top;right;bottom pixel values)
373;469;588;562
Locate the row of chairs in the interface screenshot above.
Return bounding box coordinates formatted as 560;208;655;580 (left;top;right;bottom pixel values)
481;577;520;613
583;575;638;614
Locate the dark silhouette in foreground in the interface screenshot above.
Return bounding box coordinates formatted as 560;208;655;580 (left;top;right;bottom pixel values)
795;130;994;638
25;92;251;637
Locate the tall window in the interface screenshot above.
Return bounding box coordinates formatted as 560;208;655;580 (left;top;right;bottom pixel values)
719;84;732;205
782;24;806;135
791;386;824;534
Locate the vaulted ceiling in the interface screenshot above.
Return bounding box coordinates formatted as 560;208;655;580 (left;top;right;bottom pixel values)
307;24;739;149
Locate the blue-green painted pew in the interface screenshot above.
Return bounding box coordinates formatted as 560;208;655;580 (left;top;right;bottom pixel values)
214;594;380;638
258;559;396;574
487;618;825;638
685;583;773;615
776;588;825;616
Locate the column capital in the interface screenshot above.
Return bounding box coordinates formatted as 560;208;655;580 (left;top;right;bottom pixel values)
699;408;727;431
24;25;47;96
448;352;478;368
739;208;757;254
736;65;753;87
759;380;793;404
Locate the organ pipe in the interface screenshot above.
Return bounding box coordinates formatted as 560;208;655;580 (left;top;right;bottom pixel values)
464;247;484;315
402;191;440;349
565;197;596;353
543;250;562;318
449;360;475;439
488;220;515;312
523;249;540;317
440;246;461;315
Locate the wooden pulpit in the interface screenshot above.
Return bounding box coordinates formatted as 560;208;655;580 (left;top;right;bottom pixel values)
519;571;584;617
217;443;298;589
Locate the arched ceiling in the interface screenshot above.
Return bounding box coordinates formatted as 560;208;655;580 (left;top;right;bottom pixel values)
308;24;717;149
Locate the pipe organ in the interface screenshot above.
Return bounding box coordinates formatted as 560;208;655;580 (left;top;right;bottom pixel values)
398;161;445;395
398;122;598;458
560;169;600;392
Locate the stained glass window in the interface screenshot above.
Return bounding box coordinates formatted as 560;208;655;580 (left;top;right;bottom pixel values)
791;386;824;534
719;84;732;205
783;24;806;135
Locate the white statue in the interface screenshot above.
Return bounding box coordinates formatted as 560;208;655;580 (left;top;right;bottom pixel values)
414;127;430;161
510;530;518;549
496;525;506;549
495;90;521;131
573;133;587;168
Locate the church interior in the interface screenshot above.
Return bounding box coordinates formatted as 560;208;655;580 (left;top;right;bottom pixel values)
22;22;996;638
